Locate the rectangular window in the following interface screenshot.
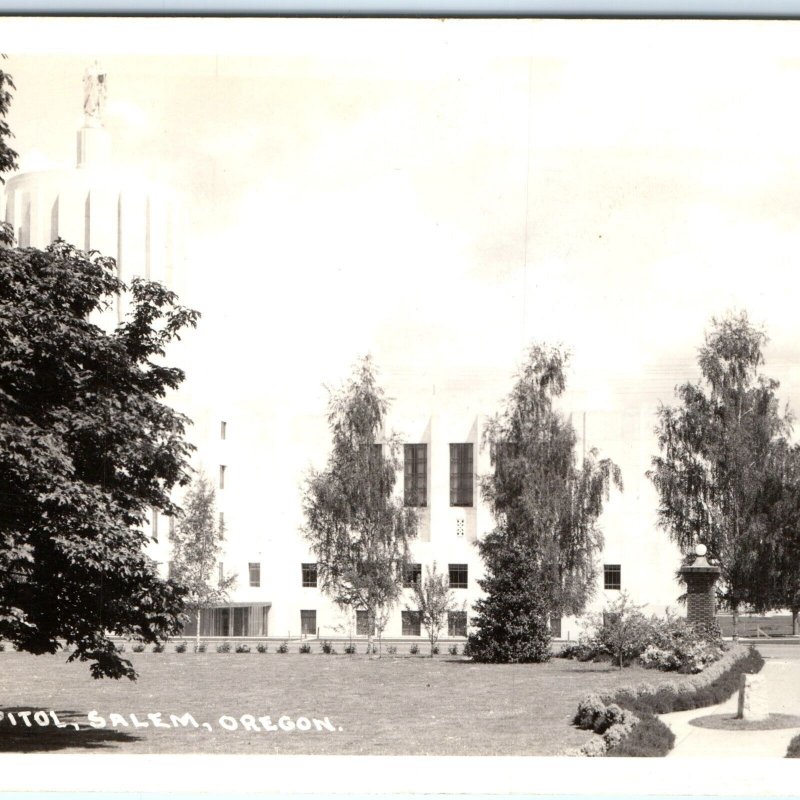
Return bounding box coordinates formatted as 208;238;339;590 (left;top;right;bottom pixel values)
449;443;474;506
550;616;562;637
218;561;224;586
219;465;226;490
233;607;249;637
218;511;225;540
249;562;261;588
404;443;427;507
402;562;422;588
604;564;621;591
449;563;468;589
167;560;174;579
220;420;227;440
168;516;175;537
401;610;421;636
448;610;467;637
356;610;374;636
301;563;318;588
300;609;317;636
151;508;158;540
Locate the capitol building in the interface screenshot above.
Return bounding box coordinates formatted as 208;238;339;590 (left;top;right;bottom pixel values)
4;64;684;644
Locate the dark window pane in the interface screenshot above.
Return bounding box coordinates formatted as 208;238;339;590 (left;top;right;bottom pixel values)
604;564;621;591
448;610;467;637
550;616;562;637
356;610;374;636
404;443;427;507
449;563;468;589
402;562;422;588
249;562;260;588
449;443;474;506
302;563;318;588
300;609;316;635
401;610;421;636
233;606;249;637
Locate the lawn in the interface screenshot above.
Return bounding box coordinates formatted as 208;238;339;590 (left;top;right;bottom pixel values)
0;650;695;755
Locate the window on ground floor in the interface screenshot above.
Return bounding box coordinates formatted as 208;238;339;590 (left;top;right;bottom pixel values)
604;564;621;591
550;616;562;637
447;610;467;637
301;609;317;636
356;610;375;636
402;610;421;636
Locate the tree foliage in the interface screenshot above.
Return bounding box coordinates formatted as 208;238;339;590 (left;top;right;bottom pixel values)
0;240;199;678
302;356;417;653
407;561;458;656
0;61;19;245
168;472;236;645
480;344;622;612
649;311;794;622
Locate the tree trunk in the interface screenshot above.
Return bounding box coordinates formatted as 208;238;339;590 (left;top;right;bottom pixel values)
195;609;201;651
792;607;799;637
732;606;739;641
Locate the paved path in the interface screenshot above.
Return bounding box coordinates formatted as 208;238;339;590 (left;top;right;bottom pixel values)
662;650;800;757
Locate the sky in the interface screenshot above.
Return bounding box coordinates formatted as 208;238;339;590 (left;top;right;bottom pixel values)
4;18;800;536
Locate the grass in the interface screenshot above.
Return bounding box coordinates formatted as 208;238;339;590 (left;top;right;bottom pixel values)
0;649;695;755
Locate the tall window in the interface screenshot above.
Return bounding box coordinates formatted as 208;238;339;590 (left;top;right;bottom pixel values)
217;561;224;586
401;610;421;636
356;610;374;636
448;610;467;637
219;511;225;540
302;563;318;588
220;420;227;440
449;443;474;506
219;464;226;490
449;563;468;589
151;508;159;540
404;444;427;507
402;563;422;588
168;516;175;537
604;564;621;591
249;562;261;588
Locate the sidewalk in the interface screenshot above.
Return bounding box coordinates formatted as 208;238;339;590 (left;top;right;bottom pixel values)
662;653;800;757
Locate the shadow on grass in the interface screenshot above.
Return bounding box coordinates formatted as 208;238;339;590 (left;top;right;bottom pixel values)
0;708;140;752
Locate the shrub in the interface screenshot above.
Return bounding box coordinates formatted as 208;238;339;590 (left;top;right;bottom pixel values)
0;642;5;652
299;642;312;654
132;643;145;653
787;733;800;758
575;693;607;730
256;642;268;654
277;641;289;654
195;642;207;653
152;643;165;653
344;643;357;654
174;641;188;653
216;641;231;653
448;644;458;656
387;645;397;655
606;714;674;757
461;640;472;658
409;643;419;655
431;645;439;655
115;643;126;653
321;640;335;654
235;643;251;654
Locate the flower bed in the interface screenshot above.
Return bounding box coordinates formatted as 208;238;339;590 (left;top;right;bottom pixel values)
572;645;764;756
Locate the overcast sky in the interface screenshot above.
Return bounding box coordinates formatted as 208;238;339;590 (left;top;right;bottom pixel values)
5;18;800;509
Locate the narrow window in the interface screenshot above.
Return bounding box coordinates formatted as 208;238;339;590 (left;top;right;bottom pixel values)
220;420;227;440
167;560;175;579
218;511;225;540
449;443;474;506
402;563;422;588
300;609;317;636
604;564;621;591
401;610;421;636
217;561;224;586
301;563;318;588
550;616;562;637
151;508;158;540
404;443;427;507
168;516;175;537
449;563;468;589
447;610;467;637
219;465;226;490
249;562;261;588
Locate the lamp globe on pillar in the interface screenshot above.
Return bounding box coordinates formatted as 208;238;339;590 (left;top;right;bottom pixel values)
678;543;721;629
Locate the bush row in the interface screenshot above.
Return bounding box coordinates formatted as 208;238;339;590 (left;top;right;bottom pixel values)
116;640;471;656
572;645;764;757
787;733;800;758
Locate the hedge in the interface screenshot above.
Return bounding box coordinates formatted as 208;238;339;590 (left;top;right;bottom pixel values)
787;734;800;758
573;645;765;757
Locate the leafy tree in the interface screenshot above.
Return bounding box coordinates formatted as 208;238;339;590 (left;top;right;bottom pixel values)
407;562;458;656
0;240;199;678
168;473;236;648
470;344;622;662
649;311;793;637
0;61;18;245
302;356;417;656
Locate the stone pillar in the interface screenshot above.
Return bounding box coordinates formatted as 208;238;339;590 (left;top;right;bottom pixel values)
678;544;721;628
737;673;769;721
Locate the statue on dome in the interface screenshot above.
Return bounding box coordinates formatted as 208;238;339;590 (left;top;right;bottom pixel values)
83;61;107;127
